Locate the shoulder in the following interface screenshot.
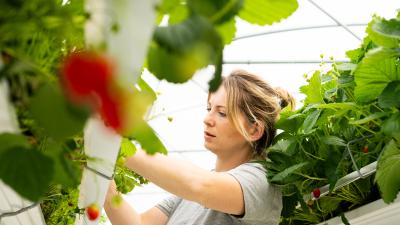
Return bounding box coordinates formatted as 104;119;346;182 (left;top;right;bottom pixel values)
226;161;270;202
227;162;267;179
226;162;282;224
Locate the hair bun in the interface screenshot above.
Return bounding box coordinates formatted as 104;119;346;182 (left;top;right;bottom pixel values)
274;87;295;110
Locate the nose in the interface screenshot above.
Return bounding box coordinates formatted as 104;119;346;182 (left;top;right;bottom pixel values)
203;111;215;127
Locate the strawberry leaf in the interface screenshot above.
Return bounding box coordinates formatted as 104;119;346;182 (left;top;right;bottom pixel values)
30;83;89;141
239;0;298;26
354;48;400;103
376;140;400;203
0;146;54;201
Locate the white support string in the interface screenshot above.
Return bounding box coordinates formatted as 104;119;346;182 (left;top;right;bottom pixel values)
234;23;366;41
307;0;362;41
0;203;39;222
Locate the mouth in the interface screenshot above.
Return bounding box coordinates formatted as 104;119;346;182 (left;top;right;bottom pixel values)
204;131;216;138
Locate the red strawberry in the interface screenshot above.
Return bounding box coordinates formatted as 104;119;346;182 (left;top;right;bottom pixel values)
61;51;114;105
86;203;100;221
312;188;321;199
98;91;123;132
61;51;125;132
60;51;141;134
362;145;368;153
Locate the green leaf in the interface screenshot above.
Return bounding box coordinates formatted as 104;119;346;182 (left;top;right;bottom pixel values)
382;112;400;140
114;170;137;194
158;0;180;14
320;136;346;146
315;108;333;127
168;2;189;25
45;141;81;188
269;138;298;156
239;0;298;26
349;112;388;125
208;50;223;92
281;194;298;217
216;18;236;45
376;140;400;203
340;212;351;225
336;63;357;72
129;120;167;155
368;16;400;48
0;147;54;201
153;15;222;53
188;0;243;24
314;102;358;110
30;84;89;140
120;138;137;157
346;48;364;63
150;16;222;83
322;76;337;100
324;148;342;191
302;109;321;134
265;150;294;174
148;43;211;83
354;48;400;103
337;74;355;88
300;71;325;105
137;76;157;102
270;162;308;183
319;196;341;212
275;112;305;133
345;36;374;63
0;133;29;155
378;81;400;108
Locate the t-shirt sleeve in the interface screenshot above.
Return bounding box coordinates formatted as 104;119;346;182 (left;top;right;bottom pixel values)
227;163;282;224
155;195;182;217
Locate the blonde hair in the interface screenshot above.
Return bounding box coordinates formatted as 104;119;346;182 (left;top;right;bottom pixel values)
221;69;295;158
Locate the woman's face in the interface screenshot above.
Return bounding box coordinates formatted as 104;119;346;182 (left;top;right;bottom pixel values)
203;86;250;155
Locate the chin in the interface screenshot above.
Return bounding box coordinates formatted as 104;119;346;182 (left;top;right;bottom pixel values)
204;143;217;153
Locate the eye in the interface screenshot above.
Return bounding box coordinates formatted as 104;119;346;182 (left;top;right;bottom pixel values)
218;112;226;117
206;107;211;112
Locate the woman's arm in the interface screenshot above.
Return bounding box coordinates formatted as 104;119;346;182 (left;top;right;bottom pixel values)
124;149;245;215
104;181;168;225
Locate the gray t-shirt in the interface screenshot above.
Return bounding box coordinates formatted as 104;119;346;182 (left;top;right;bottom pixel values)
155;162;282;225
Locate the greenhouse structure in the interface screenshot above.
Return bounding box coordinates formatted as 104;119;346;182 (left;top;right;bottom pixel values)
1;0;400;225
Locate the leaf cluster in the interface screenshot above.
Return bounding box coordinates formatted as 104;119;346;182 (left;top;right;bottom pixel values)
265;13;400;224
150;0;299;90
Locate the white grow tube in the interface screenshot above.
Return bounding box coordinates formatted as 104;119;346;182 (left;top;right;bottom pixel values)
75;0;159;224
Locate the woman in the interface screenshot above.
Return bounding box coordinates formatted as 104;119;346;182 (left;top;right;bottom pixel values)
104;69;295;225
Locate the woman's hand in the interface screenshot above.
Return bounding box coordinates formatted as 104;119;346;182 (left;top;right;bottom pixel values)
103;178;168;225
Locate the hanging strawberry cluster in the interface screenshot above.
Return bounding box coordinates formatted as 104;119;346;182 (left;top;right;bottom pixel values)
61;51;137;135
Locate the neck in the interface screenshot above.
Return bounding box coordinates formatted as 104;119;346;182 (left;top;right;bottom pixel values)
214;147;252;172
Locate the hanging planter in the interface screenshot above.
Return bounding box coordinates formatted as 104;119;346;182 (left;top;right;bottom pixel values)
318;194;400;225
74;118;122;224
308;161;400;225
75;0;160;224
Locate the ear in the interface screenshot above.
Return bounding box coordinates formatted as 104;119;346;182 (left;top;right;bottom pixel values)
248;122;264;142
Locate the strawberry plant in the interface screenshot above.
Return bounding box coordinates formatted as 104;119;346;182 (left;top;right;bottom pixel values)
265;13;400;224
